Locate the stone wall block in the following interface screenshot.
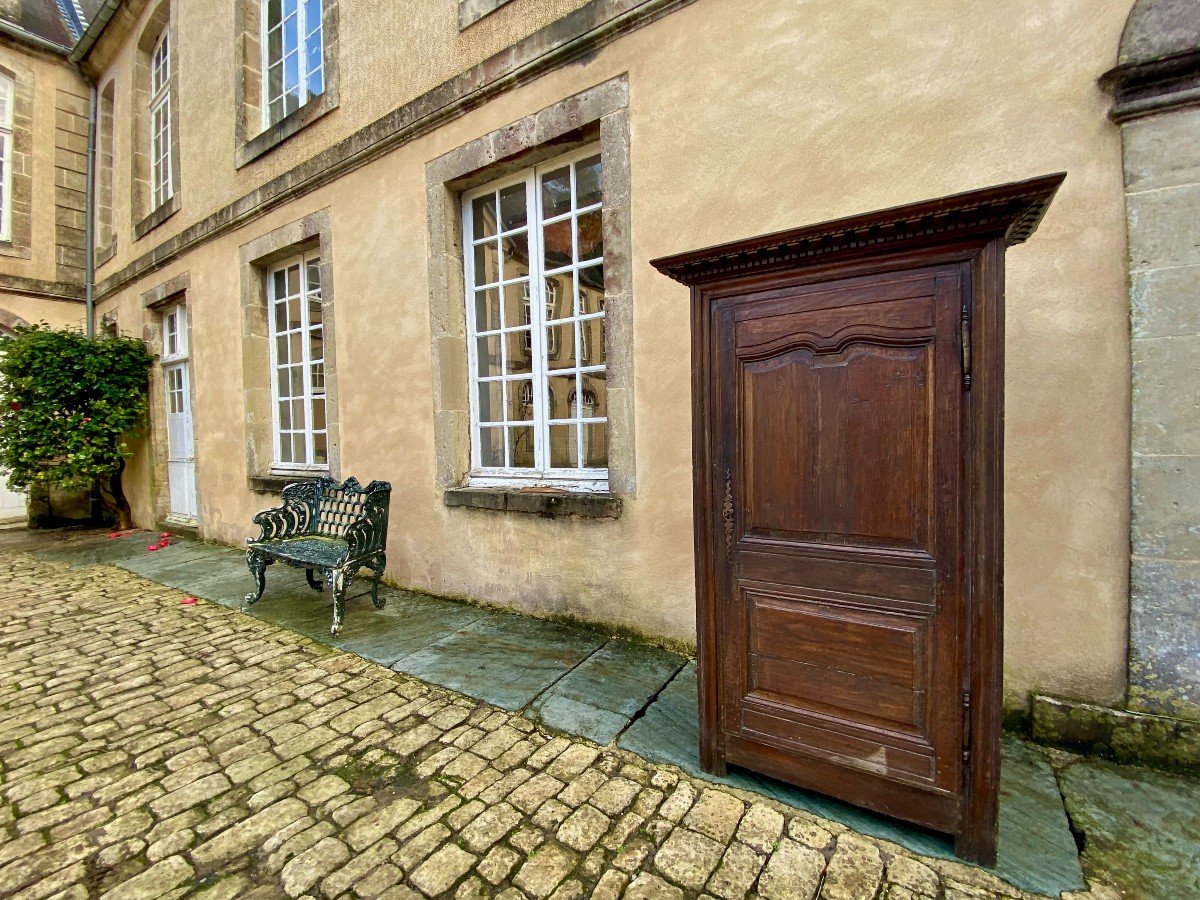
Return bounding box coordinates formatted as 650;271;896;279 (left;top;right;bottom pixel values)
1131;334;1200;455
1129;557;1200;715
1123;107;1200;194
1127;182;1200;272
1132;456;1200;559
1131;264;1200;339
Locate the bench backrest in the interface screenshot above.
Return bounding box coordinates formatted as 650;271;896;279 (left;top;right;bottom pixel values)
282;477;391;554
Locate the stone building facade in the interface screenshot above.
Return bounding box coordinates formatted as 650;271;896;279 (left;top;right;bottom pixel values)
0;1;91;335
0;1;92;526
2;0;1194;737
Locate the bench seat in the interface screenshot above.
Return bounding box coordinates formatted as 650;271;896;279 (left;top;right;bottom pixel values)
253;536;349;568
244;477;391;634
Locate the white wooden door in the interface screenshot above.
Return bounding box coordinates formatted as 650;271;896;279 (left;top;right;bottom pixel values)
161;305;198;521
0;341;24;524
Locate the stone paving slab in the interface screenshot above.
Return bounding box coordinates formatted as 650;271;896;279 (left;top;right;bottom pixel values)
1059;756;1200;900
394;615;606;711
0;550;1102;899
527;640;687;746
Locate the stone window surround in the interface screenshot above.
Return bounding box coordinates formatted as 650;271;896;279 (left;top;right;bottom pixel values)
238;208;341;494
0;58;33;261
233;0;341;169
459;0;515;30
132;0;181;241
426;75;633;516
139;271;200;532
96;79;116;265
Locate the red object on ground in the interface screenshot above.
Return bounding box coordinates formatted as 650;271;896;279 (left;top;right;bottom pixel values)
158;540;170;548
160;532;171;539
180;596;198;606
108;532;120;539
147;545;158;551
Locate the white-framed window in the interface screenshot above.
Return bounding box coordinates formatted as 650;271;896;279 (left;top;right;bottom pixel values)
163;304;186;361
149;27;172;210
267;252;327;470
462;145;608;490
0;74;14;242
161;304;188;415
262;0;324;127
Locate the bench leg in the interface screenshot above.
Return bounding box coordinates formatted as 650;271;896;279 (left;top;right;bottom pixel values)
244;550;271;605
305;569;324;592
368;554;386;610
325;568;351;635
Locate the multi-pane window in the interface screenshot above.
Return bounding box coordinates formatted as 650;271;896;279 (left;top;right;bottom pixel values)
268;253;327;469
262;0;324;127
162;308;187;415
163;307;183;359
463;146;607;488
0;75;13;241
149;28;172;209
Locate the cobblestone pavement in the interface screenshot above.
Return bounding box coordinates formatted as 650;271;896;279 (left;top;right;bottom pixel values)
0;554;1116;900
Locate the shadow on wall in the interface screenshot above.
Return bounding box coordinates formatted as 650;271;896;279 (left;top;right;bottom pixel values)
27;484;101;529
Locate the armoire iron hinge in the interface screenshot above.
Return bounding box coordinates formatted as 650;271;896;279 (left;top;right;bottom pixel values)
961;303;972;391
962;689;973;766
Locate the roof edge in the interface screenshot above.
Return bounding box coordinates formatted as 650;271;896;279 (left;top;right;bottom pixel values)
68;0;123;65
0;17;71;55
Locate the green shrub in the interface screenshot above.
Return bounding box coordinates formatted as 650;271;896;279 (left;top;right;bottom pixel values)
0;325;154;528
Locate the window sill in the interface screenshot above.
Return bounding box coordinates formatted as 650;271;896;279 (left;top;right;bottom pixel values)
444;487;621;519
249;472;328;494
236;93;338;169
0;239;32;260
135;195;180;241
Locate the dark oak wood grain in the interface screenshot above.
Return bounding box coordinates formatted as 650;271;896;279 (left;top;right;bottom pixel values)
652;174;1064;865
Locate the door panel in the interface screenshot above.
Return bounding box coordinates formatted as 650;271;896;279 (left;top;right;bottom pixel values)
743;341;933;550
716;265;966;830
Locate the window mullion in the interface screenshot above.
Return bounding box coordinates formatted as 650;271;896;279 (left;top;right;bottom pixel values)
267;270;283;468
296;0;307;102
299;254;315;467
164;97;172;201
528;170;548;475
464;195;482;474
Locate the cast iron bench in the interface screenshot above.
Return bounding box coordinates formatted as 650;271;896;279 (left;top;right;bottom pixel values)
244;476;391;635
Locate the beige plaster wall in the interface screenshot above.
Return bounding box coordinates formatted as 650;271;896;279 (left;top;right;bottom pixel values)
97;0;1134;710
0;293;85;330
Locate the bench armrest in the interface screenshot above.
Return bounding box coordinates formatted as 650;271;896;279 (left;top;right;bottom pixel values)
249;505;311;542
343;519;378;561
248;482;319;543
343;497;389;561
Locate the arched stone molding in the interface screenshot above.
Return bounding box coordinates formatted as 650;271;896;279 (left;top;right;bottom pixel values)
0;306;30;335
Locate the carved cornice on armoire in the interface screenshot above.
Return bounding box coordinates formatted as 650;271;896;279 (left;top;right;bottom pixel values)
649;173;1067;286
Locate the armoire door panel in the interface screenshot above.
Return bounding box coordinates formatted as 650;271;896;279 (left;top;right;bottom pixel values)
741;346;934;550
